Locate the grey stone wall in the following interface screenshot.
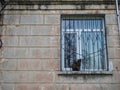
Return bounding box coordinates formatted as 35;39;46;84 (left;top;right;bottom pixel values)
0;3;120;90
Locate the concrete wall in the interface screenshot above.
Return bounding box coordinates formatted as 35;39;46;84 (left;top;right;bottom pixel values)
0;3;120;90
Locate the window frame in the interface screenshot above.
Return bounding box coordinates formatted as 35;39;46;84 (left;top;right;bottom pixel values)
60;14;109;72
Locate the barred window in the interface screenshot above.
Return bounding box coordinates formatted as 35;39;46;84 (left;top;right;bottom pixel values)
61;15;108;72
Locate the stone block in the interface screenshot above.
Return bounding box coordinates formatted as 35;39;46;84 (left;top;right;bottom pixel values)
0;15;3;25
69;84;83;90
19;36;60;47
3;15;20;25
30;25;60;35
85;84;101;90
20;15;43;24
1;26;7;36
17;60;29;70
85;74;112;83
81;71;120;84
0;49;3;58
17;71;53;83
30;26;53;35
107;36;119;47
45;15;60;24
49;36;60;47
1;59;17;70
70;84;114;90
82;84;109;90
3;47;60;59
114;48;120;59
112;59;120;71
0;85;1;90
5;25;31;36
4;11;19;15
33;71;54;82
19;36;50;46
28;84;42;90
55;74;84;84
3;48;31;59
15;84;29;90
112;71;120;83
2;84;15;90
47;5;75;10
42;59;60;70
2;71;17;82
17;71;30;82
54;26;60;35
43;84;68;90
17;59;42;70
86;5;106;10
42;85;56;90
31;48;60;59
105;14;117;25
0;71;2;82
106;25;118;36
107;48;115;59
15;84;43;90
2;36;19;46
0;27;2;35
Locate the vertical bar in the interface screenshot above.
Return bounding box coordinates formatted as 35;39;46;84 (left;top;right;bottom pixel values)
73;19;75;64
63;19;67;69
60;15;62;71
87;19;91;71
96;19;100;71
100;19;104;70
83;19;86;71
93;19;95;71
95;19;98;71
68;16;71;71
78;20;81;61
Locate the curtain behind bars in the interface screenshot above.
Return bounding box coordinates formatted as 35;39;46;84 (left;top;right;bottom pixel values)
61;16;108;71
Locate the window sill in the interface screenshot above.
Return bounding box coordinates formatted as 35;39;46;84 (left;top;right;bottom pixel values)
58;71;113;75
59;61;113;75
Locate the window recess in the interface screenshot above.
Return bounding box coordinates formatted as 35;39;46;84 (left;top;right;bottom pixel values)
61;15;112;73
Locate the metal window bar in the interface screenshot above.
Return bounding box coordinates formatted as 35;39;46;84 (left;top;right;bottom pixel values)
61;15;108;72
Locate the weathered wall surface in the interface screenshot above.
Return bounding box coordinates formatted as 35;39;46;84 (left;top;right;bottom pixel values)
0;3;120;90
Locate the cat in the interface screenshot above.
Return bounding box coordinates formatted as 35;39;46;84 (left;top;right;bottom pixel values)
72;59;81;71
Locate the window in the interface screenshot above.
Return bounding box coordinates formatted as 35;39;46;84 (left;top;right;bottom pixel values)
61;15;108;72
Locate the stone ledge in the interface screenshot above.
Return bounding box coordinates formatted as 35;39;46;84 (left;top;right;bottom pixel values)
58;61;113;75
8;0;117;5
5;5;116;10
58;71;113;75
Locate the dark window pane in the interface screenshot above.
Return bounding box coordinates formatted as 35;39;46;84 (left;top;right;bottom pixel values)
64;33;77;68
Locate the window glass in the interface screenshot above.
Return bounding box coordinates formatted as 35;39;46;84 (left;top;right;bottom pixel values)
61;15;108;72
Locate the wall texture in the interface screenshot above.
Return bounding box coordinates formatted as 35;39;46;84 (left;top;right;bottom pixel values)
0;1;120;90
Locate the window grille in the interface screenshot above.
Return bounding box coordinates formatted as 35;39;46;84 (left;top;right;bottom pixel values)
61;15;108;72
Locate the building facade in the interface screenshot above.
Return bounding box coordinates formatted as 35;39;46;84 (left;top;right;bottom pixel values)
0;0;120;90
